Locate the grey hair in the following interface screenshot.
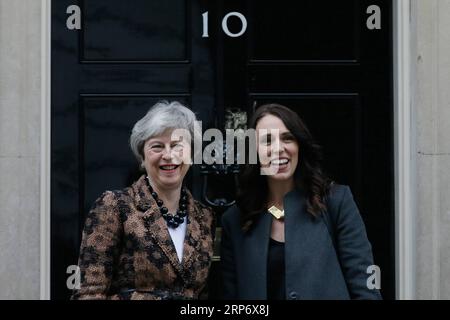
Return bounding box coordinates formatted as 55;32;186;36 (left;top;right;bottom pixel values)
130;100;201;164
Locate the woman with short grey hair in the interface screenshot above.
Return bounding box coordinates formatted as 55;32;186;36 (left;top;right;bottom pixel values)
72;100;215;300
130;100;202;167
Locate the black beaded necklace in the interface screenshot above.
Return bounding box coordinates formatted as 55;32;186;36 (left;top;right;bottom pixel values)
145;176;188;229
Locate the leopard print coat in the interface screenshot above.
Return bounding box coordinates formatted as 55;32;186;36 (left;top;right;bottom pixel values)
71;175;215;300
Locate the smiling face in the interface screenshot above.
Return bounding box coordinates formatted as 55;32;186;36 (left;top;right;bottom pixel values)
256;114;299;183
143;129;191;191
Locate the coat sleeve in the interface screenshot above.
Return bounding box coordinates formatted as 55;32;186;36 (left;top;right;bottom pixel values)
71;191;123;300
334;186;383;300
220;213;237;299
196;203;217;300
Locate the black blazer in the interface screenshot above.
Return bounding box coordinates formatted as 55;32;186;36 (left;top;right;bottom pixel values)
220;184;382;300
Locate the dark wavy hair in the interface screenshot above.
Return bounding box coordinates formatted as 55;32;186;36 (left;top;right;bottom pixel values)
237;103;332;231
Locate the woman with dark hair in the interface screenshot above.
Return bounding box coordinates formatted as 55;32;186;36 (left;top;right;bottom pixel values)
220;103;381;300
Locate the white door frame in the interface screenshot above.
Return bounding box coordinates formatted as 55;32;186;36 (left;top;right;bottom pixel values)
40;0;51;300
39;0;415;300
393;0;415;300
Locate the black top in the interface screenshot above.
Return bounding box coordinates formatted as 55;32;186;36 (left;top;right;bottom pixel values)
267;238;286;300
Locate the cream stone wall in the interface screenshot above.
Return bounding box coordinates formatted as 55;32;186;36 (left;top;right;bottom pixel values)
413;0;450;299
0;0;43;299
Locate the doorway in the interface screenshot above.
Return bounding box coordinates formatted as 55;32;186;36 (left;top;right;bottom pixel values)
51;0;394;299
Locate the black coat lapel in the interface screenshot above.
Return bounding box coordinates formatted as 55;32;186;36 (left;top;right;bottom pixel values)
133;176;184;277
242;211;272;299
284;189;325;295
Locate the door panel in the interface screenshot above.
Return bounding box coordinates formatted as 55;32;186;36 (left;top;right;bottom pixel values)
81;95;191;221
250;1;360;61
82;0;187;62
251;95;363;198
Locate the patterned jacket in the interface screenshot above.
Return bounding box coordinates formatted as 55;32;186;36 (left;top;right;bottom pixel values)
72;175;215;300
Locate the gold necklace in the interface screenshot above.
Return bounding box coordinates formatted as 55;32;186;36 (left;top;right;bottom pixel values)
268;205;284;220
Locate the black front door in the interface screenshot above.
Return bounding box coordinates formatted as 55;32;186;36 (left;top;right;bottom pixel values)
52;0;394;299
